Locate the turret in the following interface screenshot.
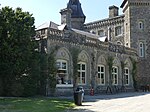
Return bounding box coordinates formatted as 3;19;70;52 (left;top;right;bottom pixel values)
67;0;86;30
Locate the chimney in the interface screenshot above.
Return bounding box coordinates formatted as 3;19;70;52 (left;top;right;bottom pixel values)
60;8;72;28
109;5;119;18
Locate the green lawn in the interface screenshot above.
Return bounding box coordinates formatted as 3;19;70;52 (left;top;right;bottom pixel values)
0;97;75;112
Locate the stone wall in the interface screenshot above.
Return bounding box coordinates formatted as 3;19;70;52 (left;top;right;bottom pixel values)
46;28;137;95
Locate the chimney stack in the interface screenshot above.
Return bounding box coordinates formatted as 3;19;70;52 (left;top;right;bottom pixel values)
109;5;119;18
60;8;72;28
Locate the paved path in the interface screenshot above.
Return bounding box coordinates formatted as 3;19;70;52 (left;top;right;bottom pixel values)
66;92;150;112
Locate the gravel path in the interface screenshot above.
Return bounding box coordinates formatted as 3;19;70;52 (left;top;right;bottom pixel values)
66;92;150;112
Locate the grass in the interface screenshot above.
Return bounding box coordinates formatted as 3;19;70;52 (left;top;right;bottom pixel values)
0;97;75;112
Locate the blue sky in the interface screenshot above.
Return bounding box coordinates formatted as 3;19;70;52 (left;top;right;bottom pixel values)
1;0;123;27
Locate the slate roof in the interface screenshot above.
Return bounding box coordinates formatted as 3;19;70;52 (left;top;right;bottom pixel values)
36;21;59;31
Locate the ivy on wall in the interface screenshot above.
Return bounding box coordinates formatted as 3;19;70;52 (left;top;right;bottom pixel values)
130;57;138;91
70;47;80;91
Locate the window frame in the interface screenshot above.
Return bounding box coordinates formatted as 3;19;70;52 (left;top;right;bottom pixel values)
139;42;145;57
97;65;105;85
98;30;105;37
115;26;122;36
124;67;129;85
112;66;118;85
56;60;68;84
78;62;86;85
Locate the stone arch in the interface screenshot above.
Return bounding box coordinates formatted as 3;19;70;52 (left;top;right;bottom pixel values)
78;50;90;63
98;55;107;65
55;47;72;85
77;50;90;85
125;58;133;69
113;57;121;67
56;47;71;61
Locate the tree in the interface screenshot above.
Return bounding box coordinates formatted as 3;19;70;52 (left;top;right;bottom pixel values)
47;48;58;96
0;6;37;96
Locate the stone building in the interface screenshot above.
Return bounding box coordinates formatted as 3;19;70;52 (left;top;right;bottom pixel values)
36;0;150;96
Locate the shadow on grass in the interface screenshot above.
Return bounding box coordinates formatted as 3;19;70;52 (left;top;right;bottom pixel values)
0;97;74;112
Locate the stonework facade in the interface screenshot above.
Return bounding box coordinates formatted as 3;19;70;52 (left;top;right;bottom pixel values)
36;0;150;96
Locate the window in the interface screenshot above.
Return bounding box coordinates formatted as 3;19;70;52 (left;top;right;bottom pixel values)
97;65;105;85
41;29;45;34
138;21;144;30
112;66;118;85
98;30;104;37
124;68;129;85
78;62;86;85
115;26;122;36
139;42;145;57
56;60;68;84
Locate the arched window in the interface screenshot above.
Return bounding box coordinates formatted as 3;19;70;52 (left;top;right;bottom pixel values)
78;62;86;85
112;66;118;85
138;21;144;30
139;42;145;57
124;67;129;85
97;65;105;85
56;60;68;84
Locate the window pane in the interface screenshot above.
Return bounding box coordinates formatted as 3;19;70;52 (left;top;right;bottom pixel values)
98;30;104;37
62;62;66;69
82;77;85;84
115;26;122;36
114;68;117;73
82;64;85;70
101;79;104;84
101;66;104;72
126;69;129;74
56;62;61;69
98;66;100;72
98;73;100;78
82;72;85;77
101;74;104;78
78;64;80;70
78;72;80;77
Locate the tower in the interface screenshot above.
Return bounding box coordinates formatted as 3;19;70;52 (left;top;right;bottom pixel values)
121;0;150;85
121;0;150;53
67;0;86;30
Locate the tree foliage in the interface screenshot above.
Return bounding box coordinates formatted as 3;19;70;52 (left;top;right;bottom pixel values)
0;6;39;96
47;47;58;96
